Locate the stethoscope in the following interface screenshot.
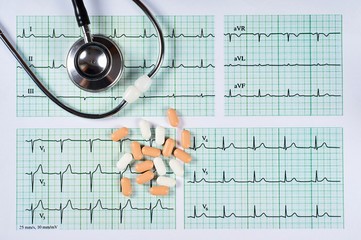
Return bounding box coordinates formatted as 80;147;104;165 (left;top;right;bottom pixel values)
0;0;165;119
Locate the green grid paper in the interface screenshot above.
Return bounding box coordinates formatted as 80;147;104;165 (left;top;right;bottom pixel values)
16;16;214;117
16;128;176;230
184;128;343;229
224;15;343;116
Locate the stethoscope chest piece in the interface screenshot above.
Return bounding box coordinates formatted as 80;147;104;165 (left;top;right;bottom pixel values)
66;35;124;92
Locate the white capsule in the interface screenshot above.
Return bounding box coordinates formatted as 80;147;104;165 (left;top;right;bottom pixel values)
157;176;176;187
123;86;141;103
139;119;151;140
169;159;183;177
155;126;165;146
153;157;166;176
134;75;152;93
116;153;133;171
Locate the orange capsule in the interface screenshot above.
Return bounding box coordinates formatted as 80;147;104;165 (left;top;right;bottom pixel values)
162;138;175;157
142;146;161;157
136;170;155;184
120;177;132;197
167;108;179;127
173;148;192;163
181;130;191;149
135;160;154;173
111;127;129;142
131;141;143;160
150;186;169;196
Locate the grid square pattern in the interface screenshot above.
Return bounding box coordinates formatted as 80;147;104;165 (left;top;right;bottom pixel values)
224;15;343;116
184;128;343;229
16;16;215;117
16;128;176;230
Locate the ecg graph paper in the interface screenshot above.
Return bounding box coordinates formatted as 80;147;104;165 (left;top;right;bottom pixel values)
184;128;343;229
224;15;343;116
16;129;176;230
16;16;214;117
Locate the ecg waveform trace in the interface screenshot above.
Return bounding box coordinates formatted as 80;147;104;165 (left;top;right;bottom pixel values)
16;15;215;117
184;128;343;229
17;28;215;39
224;31;341;42
188;170;341;184
225;63;341;67
17;129;176;229
17;59;215;70
224;15;343;116
225;89;342;98
188;205;341;219
26;163;170;193
27;199;173;224
18;93;215;101
26;137;155;153
189;135;340;151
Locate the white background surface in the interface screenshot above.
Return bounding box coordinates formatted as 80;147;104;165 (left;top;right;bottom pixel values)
0;0;361;239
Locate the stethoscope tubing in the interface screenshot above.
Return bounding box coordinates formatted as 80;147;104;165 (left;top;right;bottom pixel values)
0;0;165;119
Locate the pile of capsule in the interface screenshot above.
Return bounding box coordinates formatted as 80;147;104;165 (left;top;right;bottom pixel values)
111;108;192;197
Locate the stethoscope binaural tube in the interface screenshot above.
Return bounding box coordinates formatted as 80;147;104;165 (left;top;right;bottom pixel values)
0;0;165;119
71;0;92;43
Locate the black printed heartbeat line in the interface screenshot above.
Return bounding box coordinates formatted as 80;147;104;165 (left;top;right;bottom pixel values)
224;89;342;98
127;59;215;69
26;164;172;193
26;137;155;153
16;62;65;70
27;199;173;224
224;32;341;42
225;63;341;67
187;205;341;219
17;93;215;101
17;59;215;70
189;136;340;151
17;28;215;39
187;170;341;184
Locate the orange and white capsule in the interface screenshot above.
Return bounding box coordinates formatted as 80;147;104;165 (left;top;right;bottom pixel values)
153;157;167;176
150;186;169;196
155;126;165;146
173;148;192;163
136;170;155;184
135;160;154;173
167;108;179;127
142;146;161;157
116;153;133;171
181;130;191;149
162;138;175;157
120;177;132;197
169;159;183;177
111;127;129;142
139;119;152;140
157;176;176;187
131;141;143;160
